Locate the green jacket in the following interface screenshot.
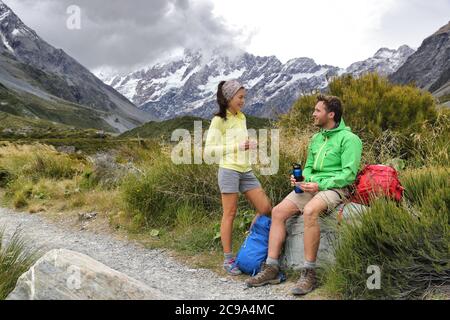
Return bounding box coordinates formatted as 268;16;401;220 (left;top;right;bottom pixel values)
303;119;362;191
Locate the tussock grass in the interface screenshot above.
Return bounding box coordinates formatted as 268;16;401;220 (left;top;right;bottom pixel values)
0;143;83;182
0;228;41;300
120;152;220;228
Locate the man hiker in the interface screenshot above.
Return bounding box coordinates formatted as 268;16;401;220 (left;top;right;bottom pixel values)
245;95;363;295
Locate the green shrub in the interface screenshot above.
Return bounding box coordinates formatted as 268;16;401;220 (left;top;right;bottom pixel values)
323;168;450;299
281;74;437;136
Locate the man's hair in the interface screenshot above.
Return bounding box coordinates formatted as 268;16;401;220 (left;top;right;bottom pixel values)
317;94;343;123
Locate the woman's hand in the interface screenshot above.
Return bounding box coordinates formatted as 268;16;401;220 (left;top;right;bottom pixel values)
239;140;258;151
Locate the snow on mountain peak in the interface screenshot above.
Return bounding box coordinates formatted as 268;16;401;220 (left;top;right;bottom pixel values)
374;47;396;58
98;50;341;119
345;45;415;77
97;44;414;120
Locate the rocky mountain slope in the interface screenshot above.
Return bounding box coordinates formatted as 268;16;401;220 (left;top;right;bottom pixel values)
346;45;414;77
0;1;156;132
390;21;450;98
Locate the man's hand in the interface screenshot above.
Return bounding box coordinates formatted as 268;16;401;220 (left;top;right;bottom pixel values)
299;182;319;193
290;175;296;186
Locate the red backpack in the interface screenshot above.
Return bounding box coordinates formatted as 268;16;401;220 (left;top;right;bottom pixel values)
351;164;404;205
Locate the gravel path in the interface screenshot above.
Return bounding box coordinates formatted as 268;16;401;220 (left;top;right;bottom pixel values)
0;207;294;300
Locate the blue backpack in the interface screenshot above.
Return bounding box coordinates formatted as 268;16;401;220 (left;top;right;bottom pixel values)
236;215;271;275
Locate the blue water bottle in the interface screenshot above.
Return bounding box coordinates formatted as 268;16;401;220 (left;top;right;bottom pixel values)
292;163;304;193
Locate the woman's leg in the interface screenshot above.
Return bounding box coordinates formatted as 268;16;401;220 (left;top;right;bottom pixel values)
244;187;272;227
220;193;239;254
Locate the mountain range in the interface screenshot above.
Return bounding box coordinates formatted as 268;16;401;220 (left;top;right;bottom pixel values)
0;0;448;132
98;45;416;120
0;0;155;133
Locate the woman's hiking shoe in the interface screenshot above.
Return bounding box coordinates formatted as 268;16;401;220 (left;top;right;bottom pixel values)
223;258;242;275
245;263;281;287
291;268;317;295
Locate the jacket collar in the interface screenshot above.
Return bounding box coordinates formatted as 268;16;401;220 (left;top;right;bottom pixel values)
321;119;348;137
226;109;245;119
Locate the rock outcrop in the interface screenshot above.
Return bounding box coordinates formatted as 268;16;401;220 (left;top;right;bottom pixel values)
6;249;171;300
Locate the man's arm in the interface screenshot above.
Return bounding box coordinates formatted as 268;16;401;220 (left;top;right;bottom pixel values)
317;135;362;191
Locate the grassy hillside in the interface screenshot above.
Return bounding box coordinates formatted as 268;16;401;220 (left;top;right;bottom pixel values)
119;114;274;140
0;110;69;135
0;83;115;132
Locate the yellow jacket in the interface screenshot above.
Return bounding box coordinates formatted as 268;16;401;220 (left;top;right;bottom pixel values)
204;110;252;173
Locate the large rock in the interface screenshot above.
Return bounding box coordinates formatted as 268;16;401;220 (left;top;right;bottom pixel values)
280;202;368;270
6;249;171;300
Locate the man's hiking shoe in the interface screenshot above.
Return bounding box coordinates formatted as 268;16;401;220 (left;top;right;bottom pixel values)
291;268;317;295
245;263;281;287
223;258;242;275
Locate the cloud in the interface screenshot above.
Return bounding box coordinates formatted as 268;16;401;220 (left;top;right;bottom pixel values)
3;0;243;72
212;0;450;68
374;0;450;49
3;0;448;72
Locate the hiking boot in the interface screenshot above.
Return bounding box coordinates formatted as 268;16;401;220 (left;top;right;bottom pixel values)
223;258;242;276
245;263;281;287
291;268;317;295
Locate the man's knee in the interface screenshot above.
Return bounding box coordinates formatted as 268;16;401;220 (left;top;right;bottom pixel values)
271;205;289;223
303;202;325;224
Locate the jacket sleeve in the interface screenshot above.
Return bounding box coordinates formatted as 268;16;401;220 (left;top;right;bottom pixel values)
204;117;238;157
317;134;362;191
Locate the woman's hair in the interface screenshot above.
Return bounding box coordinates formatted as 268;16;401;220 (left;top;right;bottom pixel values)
216;81;228;119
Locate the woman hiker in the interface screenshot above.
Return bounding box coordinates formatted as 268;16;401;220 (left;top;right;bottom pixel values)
204;79;272;275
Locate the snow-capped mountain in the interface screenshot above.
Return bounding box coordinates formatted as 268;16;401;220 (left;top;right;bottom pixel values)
97;47;415;120
346;45;415;76
98;50;340;119
0;0;155;132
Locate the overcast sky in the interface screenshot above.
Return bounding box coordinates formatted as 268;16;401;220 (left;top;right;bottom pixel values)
3;0;450;72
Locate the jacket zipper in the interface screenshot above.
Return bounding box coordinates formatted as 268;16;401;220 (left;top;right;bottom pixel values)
313;137;328;170
320;149;328;170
